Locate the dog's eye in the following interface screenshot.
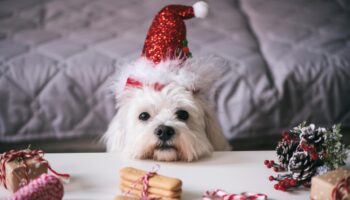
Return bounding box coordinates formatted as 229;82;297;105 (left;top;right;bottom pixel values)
176;110;189;121
139;112;150;121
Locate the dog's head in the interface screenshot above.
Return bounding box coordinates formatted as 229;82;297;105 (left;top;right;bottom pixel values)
104;57;231;161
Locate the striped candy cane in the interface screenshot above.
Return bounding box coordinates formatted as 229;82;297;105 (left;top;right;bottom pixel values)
203;189;268;200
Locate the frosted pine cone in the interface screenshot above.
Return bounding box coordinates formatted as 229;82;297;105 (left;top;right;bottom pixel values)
288;151;316;181
276;140;298;169
300;124;325;147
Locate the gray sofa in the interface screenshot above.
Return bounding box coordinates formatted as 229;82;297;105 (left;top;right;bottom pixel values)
1;0;349;152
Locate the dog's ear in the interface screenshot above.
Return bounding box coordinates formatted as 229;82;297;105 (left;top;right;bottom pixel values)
103;109;126;152
203;108;232;151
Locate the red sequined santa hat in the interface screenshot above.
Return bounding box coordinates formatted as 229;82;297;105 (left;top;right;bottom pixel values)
142;1;209;64
125;1;209;90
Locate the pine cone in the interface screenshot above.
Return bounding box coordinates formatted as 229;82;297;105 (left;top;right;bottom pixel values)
288;151;316;182
276;140;298;169
300;125;325;147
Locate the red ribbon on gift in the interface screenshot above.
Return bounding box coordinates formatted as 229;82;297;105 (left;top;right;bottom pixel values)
332;176;350;200
203;189;268;200
123;164;161;200
0;149;70;189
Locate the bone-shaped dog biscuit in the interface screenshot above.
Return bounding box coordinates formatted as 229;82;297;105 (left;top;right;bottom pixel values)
120;167;182;191
120;180;181;198
114;196;138;200
119;184;180;200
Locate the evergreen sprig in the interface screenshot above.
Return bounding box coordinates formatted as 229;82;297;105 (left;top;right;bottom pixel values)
323;124;348;169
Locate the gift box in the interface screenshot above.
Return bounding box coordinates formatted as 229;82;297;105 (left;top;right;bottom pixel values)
310;168;350;200
0;150;48;192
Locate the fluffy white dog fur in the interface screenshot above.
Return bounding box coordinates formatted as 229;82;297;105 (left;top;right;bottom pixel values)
104;56;231;161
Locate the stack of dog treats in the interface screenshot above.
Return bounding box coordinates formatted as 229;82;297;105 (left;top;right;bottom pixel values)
116;167;182;200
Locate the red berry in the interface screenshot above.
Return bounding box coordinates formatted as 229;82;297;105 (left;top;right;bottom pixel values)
269;176;274;181
290;179;297;186
280;180;287;187
311;153;318;160
267;164;272;168
270;160;275;165
282;132;290;140
274;184;280;190
301;143;308;150
182;47;189;53
264;160;269;165
273;167;279;172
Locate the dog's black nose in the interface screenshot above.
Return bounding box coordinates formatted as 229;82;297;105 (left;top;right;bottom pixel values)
154;125;175;141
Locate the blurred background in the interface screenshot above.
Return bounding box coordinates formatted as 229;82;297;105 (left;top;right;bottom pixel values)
0;0;349;152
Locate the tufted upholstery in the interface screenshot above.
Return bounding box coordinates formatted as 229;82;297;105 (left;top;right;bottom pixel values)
0;0;349;151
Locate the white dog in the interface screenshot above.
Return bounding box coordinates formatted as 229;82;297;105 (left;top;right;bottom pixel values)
104;57;231;162
103;1;231;161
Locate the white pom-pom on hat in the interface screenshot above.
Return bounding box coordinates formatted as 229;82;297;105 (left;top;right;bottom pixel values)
193;1;209;18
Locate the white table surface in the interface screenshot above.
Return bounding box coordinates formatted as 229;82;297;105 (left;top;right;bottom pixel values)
1;151;349;200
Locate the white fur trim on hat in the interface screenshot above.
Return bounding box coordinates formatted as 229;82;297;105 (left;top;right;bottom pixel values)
112;56;227;99
193;1;209;18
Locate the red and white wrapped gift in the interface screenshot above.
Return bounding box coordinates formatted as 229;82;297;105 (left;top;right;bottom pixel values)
0;149;70;193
